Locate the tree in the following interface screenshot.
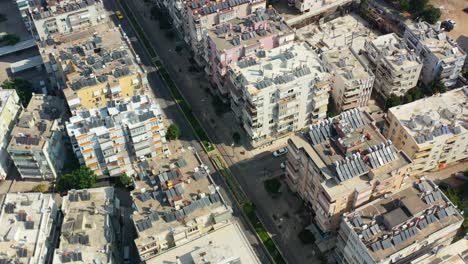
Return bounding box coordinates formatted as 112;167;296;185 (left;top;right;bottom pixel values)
385;94;401;109
232;132;241;145
2;78;33;107
118;173;132;187
409;0;428;14
32;183;48;193
56;166;97;192
421;5;441;24
429;80;446;94
166;124;181;140
399;0;410;11
0;33;20;46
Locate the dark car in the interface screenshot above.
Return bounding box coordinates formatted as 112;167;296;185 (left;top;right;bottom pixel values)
464;7;468;13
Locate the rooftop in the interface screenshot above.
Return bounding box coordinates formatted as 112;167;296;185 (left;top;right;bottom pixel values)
411;237;468;264
344;180;464;262
29;0;100;20
187;0;265;17
54;187;118;264
290;108;411;196
207;7;292;51
296;14;380;52
369;33;421;69
405;21;466;59
231;41;330;96
322;47;373;84
8;94;65;152
66;94;162;137
0;193;57;263
388;87;468;145
0;89;17;114
146;221;260;264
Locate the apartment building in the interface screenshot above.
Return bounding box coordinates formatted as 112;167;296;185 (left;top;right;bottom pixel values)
322;47;374;113
410;237;468;264
286;109;412;233
206;7;294;96
131;164;232;261
0;90;22;179
66;95;167;178
385;87;467;175
7;95;67;180
335;179;464;264
365;33;422;98
404;21;466;87
289;0;352;13
54;187;121;264
185;0;267;65
0;193;59;264
40;23;145;111
22;0;107;42
146;221;260;264
228;41;331;147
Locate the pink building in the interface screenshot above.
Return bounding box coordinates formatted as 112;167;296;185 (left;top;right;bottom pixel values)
206;8;294;97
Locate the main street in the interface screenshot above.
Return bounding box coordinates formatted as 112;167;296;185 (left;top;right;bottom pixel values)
111;0;319;263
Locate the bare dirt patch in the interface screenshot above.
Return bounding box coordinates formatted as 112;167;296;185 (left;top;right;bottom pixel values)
430;0;468;49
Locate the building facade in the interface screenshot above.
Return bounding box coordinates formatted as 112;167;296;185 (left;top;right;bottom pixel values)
0;90;22;179
7;95;67;180
403;21;466;87
322;47;374;112
286;109;412;233
365;33;422;98
385;87;467;175
66;95;167;178
228;41;331;147
54;187;121;264
0;193;59;264
335;180;464;264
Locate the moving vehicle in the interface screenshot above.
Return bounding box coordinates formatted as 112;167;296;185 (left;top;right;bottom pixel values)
273;148;288;157
115;11;124;20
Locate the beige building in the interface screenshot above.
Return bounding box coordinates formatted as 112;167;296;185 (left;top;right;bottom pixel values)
322;47;374;113
228;41;331;147
410;237;468;264
286;109;412;233
335;179;464;264
365;33;422;98
0;89;22;179
385;87;467;175
7;95;67;180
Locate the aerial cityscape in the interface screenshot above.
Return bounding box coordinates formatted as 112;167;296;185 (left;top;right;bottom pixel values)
0;0;466;263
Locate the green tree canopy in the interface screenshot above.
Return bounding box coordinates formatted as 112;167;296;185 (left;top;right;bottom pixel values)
421;6;441;24
430;80;446;94
166;124;181;140
409;0;428;13
57;166;97;192
118;173;132;187
32;183;48;193
2;78;33;107
385;94;401;109
0;34;20;46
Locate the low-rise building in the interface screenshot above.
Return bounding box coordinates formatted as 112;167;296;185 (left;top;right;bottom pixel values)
7;95;67;180
404;21;466;87
66;95;167;178
0;89;22;179
289;0;352;13
131;163;232;262
145;221;261;264
228;41;331;147
385;87;467;175
335;179;464;264
410;237;468;264
206;7;294;96
0;193;59;264
286;109;412;233
365;33;422;98
322;47;374;112
54;187;121;264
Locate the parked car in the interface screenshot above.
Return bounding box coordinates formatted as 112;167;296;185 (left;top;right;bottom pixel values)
454;172;468;181
464;7;468;13
273;148;288;157
115;10;124;20
280;162;286;169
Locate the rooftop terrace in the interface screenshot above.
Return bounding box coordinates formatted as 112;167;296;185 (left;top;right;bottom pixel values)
322;47;373;84
388;87;467;145
30;0;100;20
187;0;265;16
344;180;464;262
369;33;421;69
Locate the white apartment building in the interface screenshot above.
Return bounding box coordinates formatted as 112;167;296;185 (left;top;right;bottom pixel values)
7;95;67;180
54;187;121;264
290;0;351;13
322;47;374;112
286;109;412;234
404;21;466;87
0;193;59;264
25;0;108;42
335;179;464;264
66;95;167;178
228;42;331;147
365;33;422;98
132;163;233;262
0;90;22;179
385;87;468;175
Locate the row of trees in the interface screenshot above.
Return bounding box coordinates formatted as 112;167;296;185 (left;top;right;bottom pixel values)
385;80;446;109
399;0;441;24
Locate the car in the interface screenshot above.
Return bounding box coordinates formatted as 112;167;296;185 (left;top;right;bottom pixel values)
464;7;468;13
115;10;124;20
280;162;286;169
454;172;468;181
273;148;288;157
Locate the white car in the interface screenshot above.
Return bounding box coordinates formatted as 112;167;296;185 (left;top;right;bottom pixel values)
280;162;286;169
273;148;288;157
